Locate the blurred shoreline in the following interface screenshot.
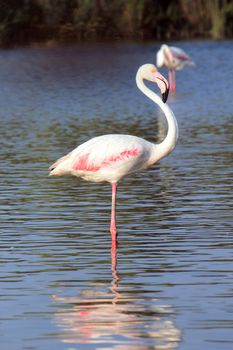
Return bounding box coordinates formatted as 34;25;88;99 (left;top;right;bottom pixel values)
0;0;233;48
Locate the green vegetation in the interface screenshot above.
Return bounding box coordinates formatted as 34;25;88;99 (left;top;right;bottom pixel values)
0;0;232;47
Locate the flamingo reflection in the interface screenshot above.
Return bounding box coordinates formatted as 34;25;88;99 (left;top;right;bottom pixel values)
52;243;181;349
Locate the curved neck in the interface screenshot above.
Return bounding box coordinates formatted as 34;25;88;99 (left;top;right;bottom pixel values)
136;72;178;163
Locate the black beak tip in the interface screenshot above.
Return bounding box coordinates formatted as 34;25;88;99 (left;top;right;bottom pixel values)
162;88;169;103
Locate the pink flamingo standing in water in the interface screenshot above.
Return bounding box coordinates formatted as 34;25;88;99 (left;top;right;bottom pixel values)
156;44;194;91
49;64;178;244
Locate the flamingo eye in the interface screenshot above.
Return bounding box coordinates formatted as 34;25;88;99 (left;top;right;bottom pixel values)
151;67;157;73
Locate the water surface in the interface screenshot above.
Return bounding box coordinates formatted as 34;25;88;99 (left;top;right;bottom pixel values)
0;41;233;350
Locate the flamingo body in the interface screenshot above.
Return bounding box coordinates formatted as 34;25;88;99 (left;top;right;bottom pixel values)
50;134;159;183
156;44;194;90
50;64;178;242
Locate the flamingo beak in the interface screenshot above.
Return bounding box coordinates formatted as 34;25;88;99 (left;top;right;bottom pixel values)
162;86;169;103
153;71;169;103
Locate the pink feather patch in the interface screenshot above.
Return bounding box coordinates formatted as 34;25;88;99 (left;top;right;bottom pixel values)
73;148;141;172
73;154;100;171
175;53;189;61
102;149;141;167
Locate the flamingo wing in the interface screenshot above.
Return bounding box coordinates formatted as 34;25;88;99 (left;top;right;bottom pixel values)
73;147;142;172
170;46;191;60
170;46;194;69
71;134;144;173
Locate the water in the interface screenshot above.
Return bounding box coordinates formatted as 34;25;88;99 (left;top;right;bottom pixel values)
0;41;233;350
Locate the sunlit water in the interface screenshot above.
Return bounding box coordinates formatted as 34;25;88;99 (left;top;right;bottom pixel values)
0;41;233;350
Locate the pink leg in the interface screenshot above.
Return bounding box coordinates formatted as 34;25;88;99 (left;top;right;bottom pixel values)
168;69;176;91
111;240;121;302
172;69;176;91
110;182;117;243
168;69;173;90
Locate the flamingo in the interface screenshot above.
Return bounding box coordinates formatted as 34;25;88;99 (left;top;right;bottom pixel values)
156;44;194;91
49;64;178;244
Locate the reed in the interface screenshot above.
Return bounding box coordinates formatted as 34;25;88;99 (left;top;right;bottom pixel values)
0;0;232;47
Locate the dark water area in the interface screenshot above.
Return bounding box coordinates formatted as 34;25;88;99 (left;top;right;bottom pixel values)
0;41;233;350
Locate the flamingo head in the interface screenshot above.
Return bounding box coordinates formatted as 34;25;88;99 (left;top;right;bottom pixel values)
139;64;169;103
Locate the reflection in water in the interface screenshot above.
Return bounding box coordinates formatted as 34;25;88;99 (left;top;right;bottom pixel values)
52;243;181;349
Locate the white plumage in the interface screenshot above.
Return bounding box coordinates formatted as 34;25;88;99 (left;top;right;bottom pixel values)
50;134;154;182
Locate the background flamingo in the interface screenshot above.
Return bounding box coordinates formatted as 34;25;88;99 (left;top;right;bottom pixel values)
49;64;178;244
156;44;194;91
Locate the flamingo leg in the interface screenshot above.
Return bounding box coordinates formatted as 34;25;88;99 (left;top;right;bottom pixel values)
168;69;176;91
110;182;117;243
172;69;176;91
168;69;172;90
111;240;121;302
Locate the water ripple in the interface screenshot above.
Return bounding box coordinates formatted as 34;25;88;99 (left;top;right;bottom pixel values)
1;41;233;350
